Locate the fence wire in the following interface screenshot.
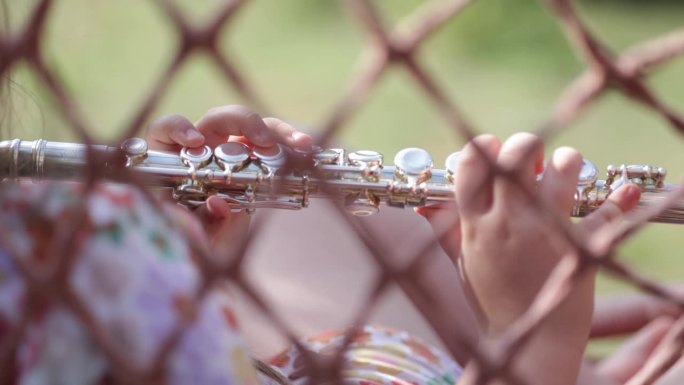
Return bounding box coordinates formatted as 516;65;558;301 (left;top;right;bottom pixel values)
1;0;684;384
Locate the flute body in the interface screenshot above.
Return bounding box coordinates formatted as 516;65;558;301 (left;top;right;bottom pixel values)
1;138;682;224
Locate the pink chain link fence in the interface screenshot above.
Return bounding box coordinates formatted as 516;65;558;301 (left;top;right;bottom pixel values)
1;0;684;384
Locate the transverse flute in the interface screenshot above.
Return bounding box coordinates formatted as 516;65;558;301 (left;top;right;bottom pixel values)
1;138;682;223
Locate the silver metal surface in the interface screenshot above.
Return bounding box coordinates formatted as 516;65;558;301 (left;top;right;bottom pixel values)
348;150;383;168
345;193;380;216
444;151;461;183
254;144;287;169
393;147;433;185
578;159;599;187
181;145;213;169
1;138;682;223
120;137;148;167
121;137;148;157
214;142;251;172
312;148;343;165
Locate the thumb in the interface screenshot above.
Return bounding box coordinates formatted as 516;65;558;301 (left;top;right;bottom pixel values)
194;196;233;236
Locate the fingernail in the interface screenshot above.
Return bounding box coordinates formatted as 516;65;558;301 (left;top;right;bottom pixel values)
183;129;203;142
625;183;641;200
614;183;640;208
291;131;312;149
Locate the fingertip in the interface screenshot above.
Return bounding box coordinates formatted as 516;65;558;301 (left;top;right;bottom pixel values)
551;147;583;174
460;134;501;169
547;146;583;186
455;134;501;216
206;196;232;220
291;131;313;149
497;132;543;174
415;206;440;220
624;183;641;203
243;112;276;147
147;114;200;151
196;105;275;148
162;202;208;244
185;127;205;145
581;183;641;237
535;158;545;176
467;134;501;153
610;183;641;212
536;146;583;216
172;127;205;148
263;117;312;149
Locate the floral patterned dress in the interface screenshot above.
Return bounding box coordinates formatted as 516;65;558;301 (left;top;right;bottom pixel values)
0;182;259;385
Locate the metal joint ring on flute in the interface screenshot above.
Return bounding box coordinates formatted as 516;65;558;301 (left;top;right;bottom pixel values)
1;138;682;224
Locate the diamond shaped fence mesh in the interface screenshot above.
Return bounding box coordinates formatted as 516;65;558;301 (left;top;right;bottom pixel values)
1;1;684;384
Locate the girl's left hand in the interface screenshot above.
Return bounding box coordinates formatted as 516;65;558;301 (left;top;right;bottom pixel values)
145;105;312;248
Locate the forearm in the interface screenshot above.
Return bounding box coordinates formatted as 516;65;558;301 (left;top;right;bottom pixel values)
457;329;588;385
457;274;595;385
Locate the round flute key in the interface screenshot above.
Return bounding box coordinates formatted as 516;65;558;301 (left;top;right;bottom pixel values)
120;137;148;166
180;145;213;168
292;145;321;157
578;159;598;187
289;146;319;171
254;144;287;168
444;151;461;181
312;148;342;165
348;150;383;168
214;142;251;172
394;147;433;184
120;137;148;157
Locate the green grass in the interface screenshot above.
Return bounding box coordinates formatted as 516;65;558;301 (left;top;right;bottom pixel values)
3;0;684;356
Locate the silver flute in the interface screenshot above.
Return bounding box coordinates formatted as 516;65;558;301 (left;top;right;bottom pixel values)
1;138;683;223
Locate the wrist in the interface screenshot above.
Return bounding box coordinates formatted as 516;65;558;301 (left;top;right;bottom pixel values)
485;269;596;342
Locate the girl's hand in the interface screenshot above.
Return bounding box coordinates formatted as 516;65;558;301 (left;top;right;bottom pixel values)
423;133;641;385
145;105;311;248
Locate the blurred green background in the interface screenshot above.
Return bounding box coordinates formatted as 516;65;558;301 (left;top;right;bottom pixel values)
3;0;684;355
